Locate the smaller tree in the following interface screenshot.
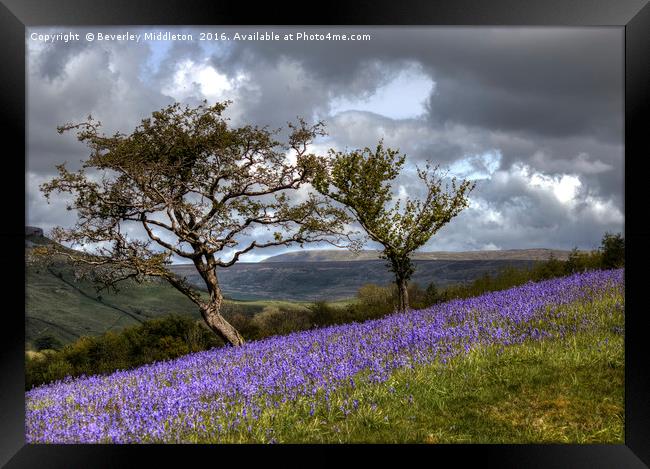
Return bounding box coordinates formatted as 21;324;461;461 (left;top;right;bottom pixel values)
314;142;475;312
599;232;625;269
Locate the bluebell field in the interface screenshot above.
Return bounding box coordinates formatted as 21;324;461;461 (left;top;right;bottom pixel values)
25;269;623;443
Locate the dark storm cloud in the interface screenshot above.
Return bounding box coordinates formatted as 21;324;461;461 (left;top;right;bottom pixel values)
28;34;175;173
25;26;624;252
26;29;177;228
210;27;622;142
421;29;622;143
204;27;623;217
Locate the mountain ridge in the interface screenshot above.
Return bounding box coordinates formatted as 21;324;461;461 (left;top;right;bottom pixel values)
261;248;573;263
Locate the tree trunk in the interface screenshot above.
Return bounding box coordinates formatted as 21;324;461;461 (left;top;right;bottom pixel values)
200;301;245;346
194;256;245;347
397;277;409;313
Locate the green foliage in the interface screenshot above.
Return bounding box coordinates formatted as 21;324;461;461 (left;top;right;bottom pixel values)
33;335;63;351
565;247;602;274
423;282;440;306
599;232;624;269
314;141;475;311
557;233;625;274
25;315;222;389
38;100;353;346
355;284;396;314
251;306;312;337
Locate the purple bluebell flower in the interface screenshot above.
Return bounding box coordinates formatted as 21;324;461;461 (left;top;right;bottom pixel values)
25;269;623;443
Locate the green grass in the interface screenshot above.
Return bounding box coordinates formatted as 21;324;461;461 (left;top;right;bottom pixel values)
25;265;311;348
179;292;624;444
26;266;201;346
223;298;312;313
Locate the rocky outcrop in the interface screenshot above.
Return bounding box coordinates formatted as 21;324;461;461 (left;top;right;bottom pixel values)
26;226;44;237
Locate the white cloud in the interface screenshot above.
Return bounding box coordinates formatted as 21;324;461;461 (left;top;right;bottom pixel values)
448;151;502;180
581;196;624;225
25;28;624;258
329;62;434;120
161;59;245;102
529;172;581;205
482;243;501;251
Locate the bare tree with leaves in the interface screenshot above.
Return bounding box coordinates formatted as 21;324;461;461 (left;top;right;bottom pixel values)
38;101;352;346
313;142;475;312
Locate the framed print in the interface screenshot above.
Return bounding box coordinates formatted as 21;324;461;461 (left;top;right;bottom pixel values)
1;0;649;466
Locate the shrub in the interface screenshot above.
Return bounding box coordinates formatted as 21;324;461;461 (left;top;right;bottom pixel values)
25;315;222;389
33;334;63;351
565;247;602;274
600;232;624;269
224;312;260;340
251;306;312;338
356;283;396;316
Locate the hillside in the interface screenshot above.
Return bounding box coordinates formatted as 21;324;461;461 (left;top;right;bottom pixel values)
25;269;624;443
25;261;313;348
262;248;573;263
23;227;566;345
25;230;306;348
25;262;202;346
169;259;538;301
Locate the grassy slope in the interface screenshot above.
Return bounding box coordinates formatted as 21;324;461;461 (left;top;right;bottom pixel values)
26;266;201;346
259;333;623;444
25;264;310;348
187;290;624;443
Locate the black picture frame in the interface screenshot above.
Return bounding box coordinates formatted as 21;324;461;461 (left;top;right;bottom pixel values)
1;0;648;466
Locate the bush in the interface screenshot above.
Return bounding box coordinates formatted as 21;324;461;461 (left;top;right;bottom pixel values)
531;254;566;280
356;284;396;316
25;315;222;389
600;232;624;269
308;301;341;327
251;306;313;338
565;247;602;274
33;334;63;351
225;312;260;340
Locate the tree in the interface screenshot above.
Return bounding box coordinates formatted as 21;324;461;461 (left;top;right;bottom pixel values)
313;142;475;312
37;101;351;346
599;232;625;269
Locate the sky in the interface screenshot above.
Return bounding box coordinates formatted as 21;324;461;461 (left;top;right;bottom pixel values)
26;27;624;262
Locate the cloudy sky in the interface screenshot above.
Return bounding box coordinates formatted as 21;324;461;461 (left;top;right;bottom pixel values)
26;27;624;261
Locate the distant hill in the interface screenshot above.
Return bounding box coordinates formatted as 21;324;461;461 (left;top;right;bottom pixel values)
24;226;571;346
24;228;304;348
25;228;209;348
25;225;53;248
262;248;572;263
169;258;540;302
